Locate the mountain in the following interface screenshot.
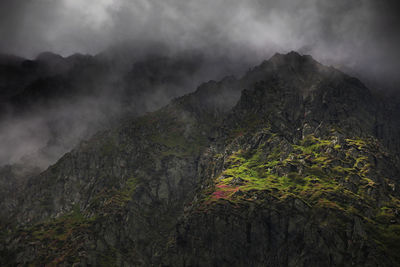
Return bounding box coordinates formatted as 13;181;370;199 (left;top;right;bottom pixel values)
0;49;232;173
1;52;400;266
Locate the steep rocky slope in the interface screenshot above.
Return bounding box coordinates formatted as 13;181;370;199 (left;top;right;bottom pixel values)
0;50;223;172
1;52;400;266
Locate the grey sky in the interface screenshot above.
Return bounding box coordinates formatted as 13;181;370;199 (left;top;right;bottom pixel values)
0;0;399;84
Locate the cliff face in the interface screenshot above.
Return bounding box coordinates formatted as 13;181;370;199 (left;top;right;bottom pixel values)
1;52;400;266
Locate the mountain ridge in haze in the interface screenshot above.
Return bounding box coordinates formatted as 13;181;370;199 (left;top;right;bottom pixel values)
0;48;243;171
1;51;400;266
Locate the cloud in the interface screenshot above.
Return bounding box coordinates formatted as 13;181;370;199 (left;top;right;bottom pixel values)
1;0;398;87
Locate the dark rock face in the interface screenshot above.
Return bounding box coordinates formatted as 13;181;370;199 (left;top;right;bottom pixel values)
1;52;400;266
168;129;399;267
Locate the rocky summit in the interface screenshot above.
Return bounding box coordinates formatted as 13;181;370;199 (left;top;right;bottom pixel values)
1;51;400;266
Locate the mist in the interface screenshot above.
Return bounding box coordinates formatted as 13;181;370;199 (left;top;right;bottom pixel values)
1;0;399;82
0;0;399;170
0;50;238;169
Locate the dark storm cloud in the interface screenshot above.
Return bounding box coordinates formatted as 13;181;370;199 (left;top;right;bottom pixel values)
0;0;399;74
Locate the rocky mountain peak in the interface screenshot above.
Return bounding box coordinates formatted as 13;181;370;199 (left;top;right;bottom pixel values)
35;52;65;62
1;52;400;266
269;50;312;64
259;51;324;73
